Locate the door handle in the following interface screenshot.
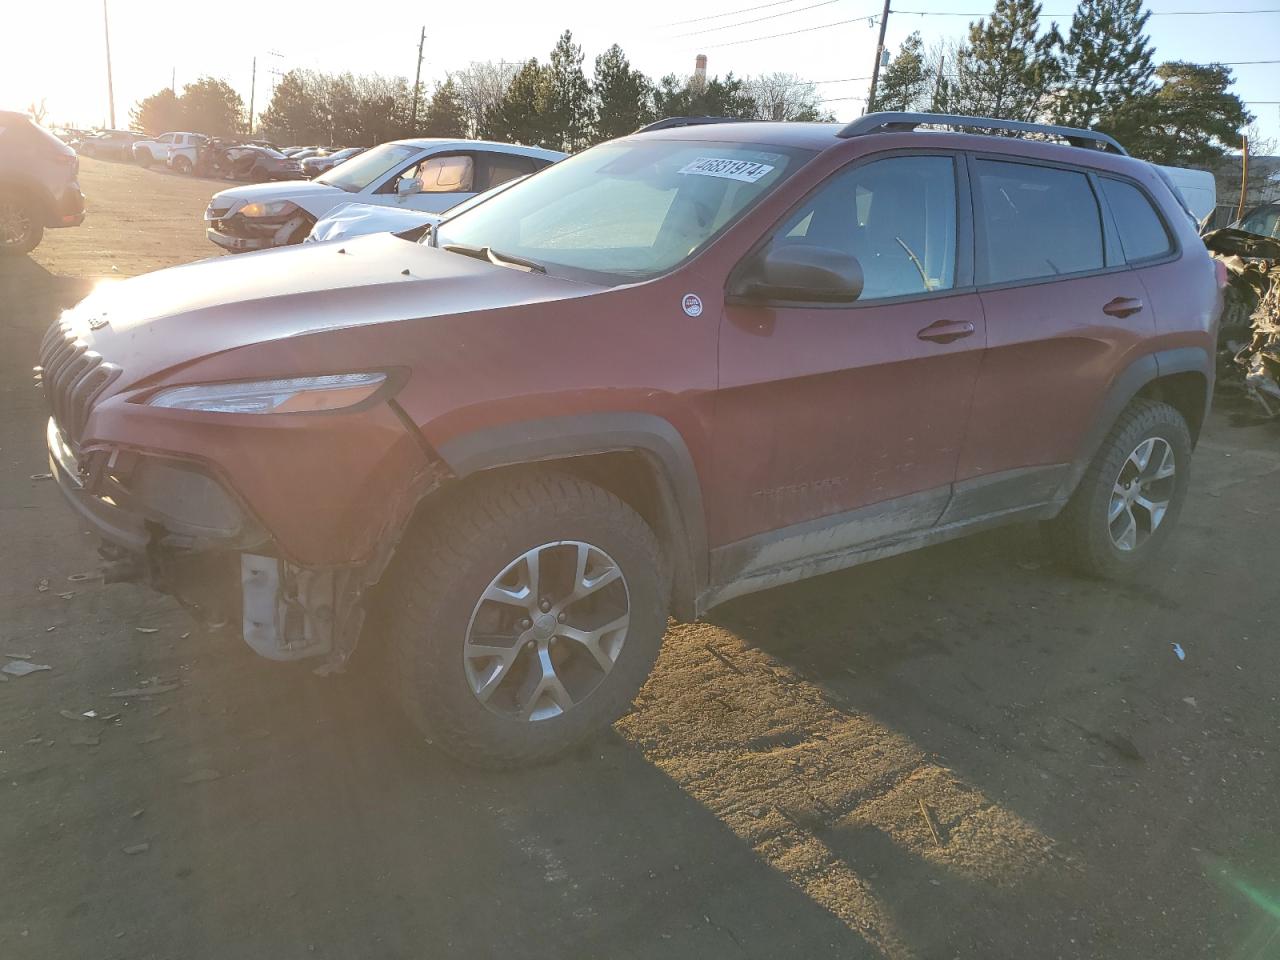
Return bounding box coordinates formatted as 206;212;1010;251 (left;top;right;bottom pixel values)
917;319;976;344
1102;297;1144;319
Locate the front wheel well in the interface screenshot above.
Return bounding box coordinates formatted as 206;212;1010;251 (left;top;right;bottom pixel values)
400;452;699;621
1135;372;1209;445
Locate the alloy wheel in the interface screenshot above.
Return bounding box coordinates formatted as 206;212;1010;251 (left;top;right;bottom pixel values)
0;198;31;247
1108;437;1176;551
463;540;630;722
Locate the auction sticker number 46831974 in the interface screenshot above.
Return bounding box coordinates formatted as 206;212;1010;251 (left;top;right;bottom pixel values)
678;157;776;183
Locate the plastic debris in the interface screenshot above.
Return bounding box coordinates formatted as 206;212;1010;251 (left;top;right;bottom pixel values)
58;709;87;722
131;809;144;819
4;652;33;660
122;843;150;855
58;592;75;600
3;661;51;677
83;710;98;718
108;684;179;698
1182;696;1198;708
181;769;222;784
1172;643;1186;661
135;627;159;634
36;577;49;592
66;573;96;582
29;473;52;481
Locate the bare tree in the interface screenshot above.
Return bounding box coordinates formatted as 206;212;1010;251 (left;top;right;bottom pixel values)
745;72;827;121
450;61;520;138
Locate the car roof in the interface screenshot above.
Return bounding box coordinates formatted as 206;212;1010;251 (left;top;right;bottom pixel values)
630;118;1155;175
388;137;566;159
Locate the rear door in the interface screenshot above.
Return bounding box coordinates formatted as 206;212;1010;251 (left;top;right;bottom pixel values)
951;157;1156;519
712;151;986;555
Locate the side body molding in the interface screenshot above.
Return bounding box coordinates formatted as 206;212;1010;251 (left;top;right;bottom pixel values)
436;413;709;618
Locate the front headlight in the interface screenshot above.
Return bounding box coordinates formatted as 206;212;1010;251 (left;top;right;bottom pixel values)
147;373;387;414
239;199;296;218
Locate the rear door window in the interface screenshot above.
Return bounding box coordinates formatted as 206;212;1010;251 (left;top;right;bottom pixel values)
771;154;958;300
975;160;1104;284
475;153;537;191
1100;178;1173;262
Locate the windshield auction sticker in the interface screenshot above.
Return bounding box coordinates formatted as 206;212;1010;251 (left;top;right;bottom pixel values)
678;157;776;183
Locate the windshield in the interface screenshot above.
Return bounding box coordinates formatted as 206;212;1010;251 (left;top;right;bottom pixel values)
316;143;419;193
434;139;813;284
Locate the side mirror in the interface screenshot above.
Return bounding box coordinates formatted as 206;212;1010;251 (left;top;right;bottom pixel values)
396;177;424;197
732;244;864;303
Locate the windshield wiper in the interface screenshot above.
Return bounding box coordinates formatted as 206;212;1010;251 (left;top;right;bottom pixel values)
443;243;546;274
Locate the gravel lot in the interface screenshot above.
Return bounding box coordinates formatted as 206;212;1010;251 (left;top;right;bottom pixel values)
2;157;1279;960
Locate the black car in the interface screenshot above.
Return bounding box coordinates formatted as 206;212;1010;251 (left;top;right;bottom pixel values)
225;146;305;182
0;111;84;255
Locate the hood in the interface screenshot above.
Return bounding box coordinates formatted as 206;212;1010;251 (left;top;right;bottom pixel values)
62;233;599;389
209;180;348;218
306;202;440;243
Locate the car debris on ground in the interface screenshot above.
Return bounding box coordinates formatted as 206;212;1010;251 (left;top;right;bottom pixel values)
1203;228;1280;417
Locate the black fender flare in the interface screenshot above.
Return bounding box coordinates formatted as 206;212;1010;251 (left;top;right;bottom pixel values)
1055;347;1212;503
436;413;708;619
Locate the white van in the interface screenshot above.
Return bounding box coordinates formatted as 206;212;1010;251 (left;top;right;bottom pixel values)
1156;165;1216;223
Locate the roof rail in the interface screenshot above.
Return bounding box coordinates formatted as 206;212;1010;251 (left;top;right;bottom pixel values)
634;116;748;134
838;111;1128;156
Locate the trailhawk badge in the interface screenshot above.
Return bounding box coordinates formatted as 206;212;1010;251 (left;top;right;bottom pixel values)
682;294;703;317
87;315;110;331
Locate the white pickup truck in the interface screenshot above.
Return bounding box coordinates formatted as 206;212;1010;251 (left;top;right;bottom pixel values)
132;132;206;169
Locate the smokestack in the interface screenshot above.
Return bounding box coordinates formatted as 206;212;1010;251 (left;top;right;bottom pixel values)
694;54;707;90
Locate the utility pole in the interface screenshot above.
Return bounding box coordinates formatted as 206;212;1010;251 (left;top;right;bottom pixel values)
865;0;891;113
171;67;176;95
931;54;945;111
103;0;117;128
410;27;426;131
248;57;257;135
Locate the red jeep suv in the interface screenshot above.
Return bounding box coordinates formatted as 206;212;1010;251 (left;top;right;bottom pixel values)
40;113;1222;765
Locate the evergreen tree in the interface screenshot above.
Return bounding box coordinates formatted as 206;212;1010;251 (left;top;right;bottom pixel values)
258;70;329;144
1113;62;1251;165
484;59;553;147
653;72;755;119
129;88;184;135
592;44;654;142
875;32;930;111
423;79;468;138
1052;0;1154;129
545;31;594;151
943;0;1060;122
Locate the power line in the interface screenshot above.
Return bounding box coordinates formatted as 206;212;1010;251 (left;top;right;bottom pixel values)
702;15;880;49
665;0;816;27
672;0;841;37
813;75;873;84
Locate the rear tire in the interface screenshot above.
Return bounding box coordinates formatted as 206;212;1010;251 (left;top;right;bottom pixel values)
173;156;192;175
1044;399;1192;579
0;189;43;256
384;470;668;768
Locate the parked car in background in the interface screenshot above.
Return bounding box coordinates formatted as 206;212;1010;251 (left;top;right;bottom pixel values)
205;138;563;252
290;147;329;161
301;146;365;178
1155;165;1216;225
77;129;142;161
222;146;305;182
133;131;207;167
1231;202;1280;239
305;173;532;244
0;111;84;254
44;112;1222;766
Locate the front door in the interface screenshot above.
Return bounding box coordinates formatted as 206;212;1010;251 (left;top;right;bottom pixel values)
711;152;986;574
394;153;476;213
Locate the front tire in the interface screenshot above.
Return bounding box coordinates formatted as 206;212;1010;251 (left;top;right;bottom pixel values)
0;189;43;255
172;156;192;175
384;471;668;768
1044;398;1192;578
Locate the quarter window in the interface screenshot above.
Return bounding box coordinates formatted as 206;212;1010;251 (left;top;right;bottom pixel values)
975;160;1104;284
1101;178;1173;262
771;155;958;301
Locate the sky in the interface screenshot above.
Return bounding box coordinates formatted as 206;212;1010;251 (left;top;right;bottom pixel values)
3;0;1277;149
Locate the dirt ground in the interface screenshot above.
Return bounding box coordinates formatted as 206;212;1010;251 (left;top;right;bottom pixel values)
2;157;1279;960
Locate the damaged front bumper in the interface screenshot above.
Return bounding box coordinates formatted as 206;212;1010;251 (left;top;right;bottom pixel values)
47;417;370;668
205;204;311;252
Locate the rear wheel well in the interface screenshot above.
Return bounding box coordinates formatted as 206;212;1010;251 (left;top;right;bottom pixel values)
1136;372;1208;445
402;453;698;620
